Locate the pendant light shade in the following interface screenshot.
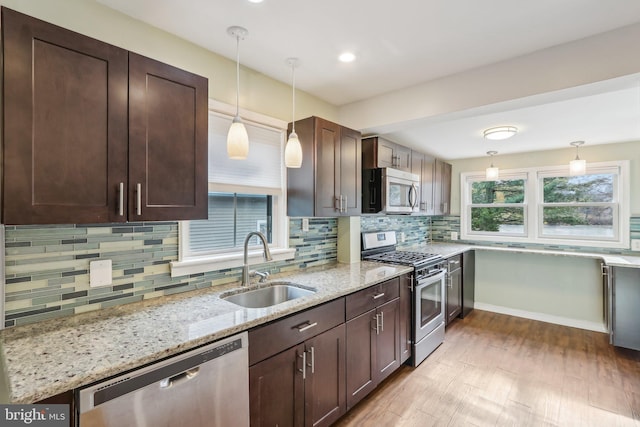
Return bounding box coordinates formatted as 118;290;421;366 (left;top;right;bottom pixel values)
227;26;249;160
285;58;303;168
485;151;499;180
569;141;586;176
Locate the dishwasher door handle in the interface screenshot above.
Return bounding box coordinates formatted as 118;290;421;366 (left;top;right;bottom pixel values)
159;367;200;389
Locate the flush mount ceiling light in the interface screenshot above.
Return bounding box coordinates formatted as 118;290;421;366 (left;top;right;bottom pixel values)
338;52;356;63
569;141;586;176
247;0;264;3
284;58;303;168
227;26;249;160
485;151;499;180
483;126;518;141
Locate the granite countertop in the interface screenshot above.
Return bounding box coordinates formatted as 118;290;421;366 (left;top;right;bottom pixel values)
411;242;640;268
0;261;412;404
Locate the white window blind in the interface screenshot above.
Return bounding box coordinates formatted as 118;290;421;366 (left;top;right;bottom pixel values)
208;112;284;194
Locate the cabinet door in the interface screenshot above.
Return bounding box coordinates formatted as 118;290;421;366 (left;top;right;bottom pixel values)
375;298;401;383
398;274;412;364
446;268;462;325
375;139;395;168
315;118;341;216
339;126;362;215
2;8;128;224
250;344;305;427
394;145;412;172
411;152;436;214
304;324;346;427
345;309;377;410
434;159;452;215
129;53;208;221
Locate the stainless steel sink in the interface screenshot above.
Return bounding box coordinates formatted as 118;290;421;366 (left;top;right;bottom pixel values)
222;283;316;308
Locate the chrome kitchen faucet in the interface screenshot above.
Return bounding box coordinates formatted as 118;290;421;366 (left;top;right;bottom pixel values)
242;231;273;286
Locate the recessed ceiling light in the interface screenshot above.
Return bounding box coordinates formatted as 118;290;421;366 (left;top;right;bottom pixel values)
338;52;356;63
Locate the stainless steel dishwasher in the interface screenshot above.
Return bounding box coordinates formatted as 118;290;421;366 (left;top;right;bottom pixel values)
78;332;249;427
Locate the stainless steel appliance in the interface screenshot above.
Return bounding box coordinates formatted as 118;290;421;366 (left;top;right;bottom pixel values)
362;167;420;214
362;231;446;366
78;332;249;427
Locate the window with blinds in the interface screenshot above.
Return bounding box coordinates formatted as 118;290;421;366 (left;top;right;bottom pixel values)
181;110;286;259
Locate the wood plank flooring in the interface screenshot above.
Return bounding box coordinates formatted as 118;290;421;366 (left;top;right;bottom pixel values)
335;310;640;427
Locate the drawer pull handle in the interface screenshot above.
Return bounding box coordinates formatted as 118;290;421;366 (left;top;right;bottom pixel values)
118;182;124;216
372;292;385;300
136;183;142;215
299;351;306;379
297;322;318;333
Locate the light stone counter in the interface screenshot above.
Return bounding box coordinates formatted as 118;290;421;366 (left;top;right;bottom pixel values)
0;261;412;404
408;242;640;268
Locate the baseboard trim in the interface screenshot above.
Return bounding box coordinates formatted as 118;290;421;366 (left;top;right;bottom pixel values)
473;302;607;333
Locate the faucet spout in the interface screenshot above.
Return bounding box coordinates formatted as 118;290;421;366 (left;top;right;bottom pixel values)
242;231;273;286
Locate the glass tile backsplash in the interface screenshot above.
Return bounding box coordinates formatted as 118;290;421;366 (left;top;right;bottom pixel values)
3;218;337;327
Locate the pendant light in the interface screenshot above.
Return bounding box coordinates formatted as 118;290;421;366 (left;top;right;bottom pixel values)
569;141;586;176
284;58;303;168
227;26;249;160
485;151;499;180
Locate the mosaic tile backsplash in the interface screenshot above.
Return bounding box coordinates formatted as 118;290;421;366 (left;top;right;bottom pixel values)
3;218;337;328
360;215;431;248
431;215;640;255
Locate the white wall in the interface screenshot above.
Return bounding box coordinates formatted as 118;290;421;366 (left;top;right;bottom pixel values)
475;251;605;332
0;0;338;124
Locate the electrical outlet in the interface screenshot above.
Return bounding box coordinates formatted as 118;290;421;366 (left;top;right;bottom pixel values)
450;231;458;241
90;260;112;287
632;239;640;251
399;232;406;243
302;218;309;232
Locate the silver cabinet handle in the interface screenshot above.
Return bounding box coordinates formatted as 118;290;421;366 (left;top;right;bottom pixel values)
309;347;315;374
342;195;347;213
374;313;381;335
118;182;124;216
443;202;448;213
335;196;341;212
297;322;318;333
380;311;384;332
372;292;385;300
136;183;142;215
299;351;306;380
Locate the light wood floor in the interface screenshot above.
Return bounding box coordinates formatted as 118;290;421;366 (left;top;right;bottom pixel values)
335;310;640;427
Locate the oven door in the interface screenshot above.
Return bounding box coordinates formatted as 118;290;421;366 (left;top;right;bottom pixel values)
382;168;419;214
414;270;446;342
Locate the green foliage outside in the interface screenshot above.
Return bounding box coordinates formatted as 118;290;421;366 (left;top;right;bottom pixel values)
470;175;614;232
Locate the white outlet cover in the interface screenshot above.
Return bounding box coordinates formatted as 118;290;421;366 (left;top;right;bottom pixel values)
450;231;459;241
632;239;640;251
302;218;309;232
90;260;112;287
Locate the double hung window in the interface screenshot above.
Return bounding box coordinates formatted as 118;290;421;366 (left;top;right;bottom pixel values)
461;161;629;248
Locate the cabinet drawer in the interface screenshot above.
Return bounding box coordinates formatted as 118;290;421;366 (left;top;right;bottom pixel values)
447;254;462;272
346;278;400;321
249;298;345;365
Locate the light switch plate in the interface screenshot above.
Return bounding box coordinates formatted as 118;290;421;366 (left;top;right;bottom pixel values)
90;260;112;287
450;231;459;241
302;218;309;232
632;239;640;251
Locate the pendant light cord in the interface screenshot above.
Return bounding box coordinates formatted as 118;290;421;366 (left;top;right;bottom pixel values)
235;35;241;118
291;63;296;133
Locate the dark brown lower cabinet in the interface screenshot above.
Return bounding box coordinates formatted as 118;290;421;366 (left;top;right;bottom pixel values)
345;298;400;410
249;324;346;427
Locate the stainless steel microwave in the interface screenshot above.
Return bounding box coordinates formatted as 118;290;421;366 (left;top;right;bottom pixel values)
362;167;420;214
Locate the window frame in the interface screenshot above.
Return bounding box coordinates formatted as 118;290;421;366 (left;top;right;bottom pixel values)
460;161;630;249
170;100;295;277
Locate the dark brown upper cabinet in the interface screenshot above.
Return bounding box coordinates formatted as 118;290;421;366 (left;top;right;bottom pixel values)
287;117;362;217
1;8;207;225
362;136;412;172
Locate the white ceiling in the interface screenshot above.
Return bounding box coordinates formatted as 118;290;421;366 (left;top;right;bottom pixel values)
99;0;640;159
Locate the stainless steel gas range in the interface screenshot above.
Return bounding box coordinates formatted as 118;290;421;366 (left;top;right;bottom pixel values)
362;231;446;367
